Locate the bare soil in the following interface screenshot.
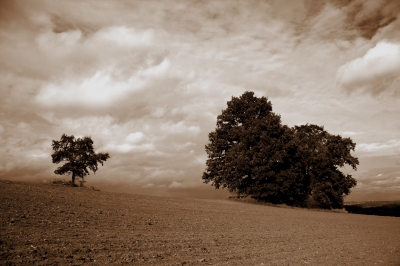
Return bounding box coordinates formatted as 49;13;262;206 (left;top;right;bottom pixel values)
1;180;399;265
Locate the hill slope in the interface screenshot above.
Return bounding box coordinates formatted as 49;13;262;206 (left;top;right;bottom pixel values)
1;180;399;265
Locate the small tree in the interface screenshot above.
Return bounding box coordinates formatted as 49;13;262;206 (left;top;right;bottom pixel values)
51;134;110;185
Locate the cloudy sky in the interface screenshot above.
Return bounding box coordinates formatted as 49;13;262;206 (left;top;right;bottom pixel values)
1;0;399;201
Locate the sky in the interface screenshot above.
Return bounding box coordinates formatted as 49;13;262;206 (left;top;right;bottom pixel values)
0;0;399;201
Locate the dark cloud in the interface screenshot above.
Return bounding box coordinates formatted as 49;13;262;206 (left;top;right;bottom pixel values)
0;0;28;28
50;13;99;36
331;0;400;40
285;0;400;41
350;0;400;39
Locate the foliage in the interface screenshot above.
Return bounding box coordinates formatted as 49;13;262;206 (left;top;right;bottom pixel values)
203;91;358;209
51;134;110;184
344;202;400;217
291;124;358;208
202;91;285;196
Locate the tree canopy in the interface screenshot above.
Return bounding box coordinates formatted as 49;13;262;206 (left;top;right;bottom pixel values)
51;134;110;185
203;91;358;209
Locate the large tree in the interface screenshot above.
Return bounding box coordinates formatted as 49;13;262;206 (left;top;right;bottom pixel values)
51;134;110;184
202;91;290;198
248;126;309;206
203;91;359;209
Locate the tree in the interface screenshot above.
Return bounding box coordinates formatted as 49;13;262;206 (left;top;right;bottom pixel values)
51;134;110;185
291;124;358;208
203;91;359;209
248;126;310;206
202;91;289;199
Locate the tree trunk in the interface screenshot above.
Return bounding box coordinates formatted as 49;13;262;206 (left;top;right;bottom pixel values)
72;172;75;184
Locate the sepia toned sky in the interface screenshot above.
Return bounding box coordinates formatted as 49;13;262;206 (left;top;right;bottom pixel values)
1;0;400;201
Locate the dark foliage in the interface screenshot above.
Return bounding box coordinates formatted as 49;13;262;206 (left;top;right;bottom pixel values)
202;92;285;197
290;124;358;208
203;91;359;209
51;134;110;184
344;203;400;217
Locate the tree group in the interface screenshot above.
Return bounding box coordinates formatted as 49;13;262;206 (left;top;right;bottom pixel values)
203;91;358;209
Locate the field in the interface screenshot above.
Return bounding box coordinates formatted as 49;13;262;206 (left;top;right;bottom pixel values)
1;180;399;265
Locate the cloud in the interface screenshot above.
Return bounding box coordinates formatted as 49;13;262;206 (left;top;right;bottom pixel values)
168;180;200;189
126;132;145;144
342;131;363;137
356;171;400;189
371;176;400;186
2;0;400;201
142;183;154;188
31;25;171;109
108;143;155;154
357;139;400;156
175;142;196;151
336;40;400;95
161;121;201;136
350;0;400;39
346;158;400;201
169;181;182;188
35;71;145;108
92;26;154;47
322;0;400;40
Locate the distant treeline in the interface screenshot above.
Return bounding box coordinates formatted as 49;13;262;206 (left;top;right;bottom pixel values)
344;202;400;217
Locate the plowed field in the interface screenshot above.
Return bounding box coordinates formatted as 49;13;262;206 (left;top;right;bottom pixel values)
1;180;399;265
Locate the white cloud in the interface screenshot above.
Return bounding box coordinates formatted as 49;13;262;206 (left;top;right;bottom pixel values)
336;41;400;95
371;176;400;186
175;142;196;150
152;107;166;118
35;71;145;108
35;26;154;55
109;143;155;154
342;131;363;136
168;180;202;189
140;59;170;77
92;26;155;47
25;25;171;109
161;121;201;136
169;181;182;188
126;132;145;144
357;139;400;156
58;115;116;138
142;183;154;188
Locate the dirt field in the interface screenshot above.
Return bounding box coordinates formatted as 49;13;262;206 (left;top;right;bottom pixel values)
1;180;399;265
